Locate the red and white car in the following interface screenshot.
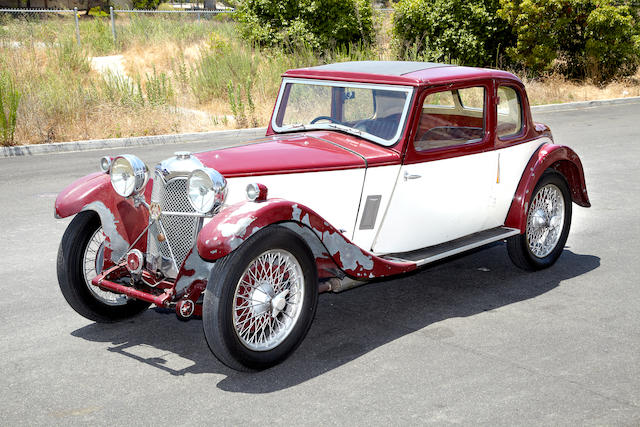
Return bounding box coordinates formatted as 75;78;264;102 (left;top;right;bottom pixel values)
56;61;590;371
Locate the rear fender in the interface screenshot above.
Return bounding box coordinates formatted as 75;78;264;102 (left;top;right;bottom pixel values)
505;144;591;231
197;200;417;280
55;172;151;265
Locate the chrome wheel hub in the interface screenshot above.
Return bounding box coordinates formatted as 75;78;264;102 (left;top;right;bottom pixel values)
233;249;305;352
526;184;565;258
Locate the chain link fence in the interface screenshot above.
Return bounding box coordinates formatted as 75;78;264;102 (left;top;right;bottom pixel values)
0;7;234;47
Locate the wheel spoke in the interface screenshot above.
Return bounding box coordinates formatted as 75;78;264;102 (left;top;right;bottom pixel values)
232;248;305;352
526;184;565;258
82;226;127;306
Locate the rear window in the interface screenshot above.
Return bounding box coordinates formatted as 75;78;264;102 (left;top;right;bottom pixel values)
497;86;523;138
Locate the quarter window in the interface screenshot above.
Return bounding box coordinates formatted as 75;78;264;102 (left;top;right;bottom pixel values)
414;86;486;151
497;86;523;138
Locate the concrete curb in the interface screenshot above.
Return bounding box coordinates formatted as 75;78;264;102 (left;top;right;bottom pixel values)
2;96;640;158
1;127;268;158
531;96;640;113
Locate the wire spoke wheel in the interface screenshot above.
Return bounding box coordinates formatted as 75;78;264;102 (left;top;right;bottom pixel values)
82;226;128;306
232;249;305;352
203;225;318;371
526;183;565;258
58;212;150;323
507;172;572;271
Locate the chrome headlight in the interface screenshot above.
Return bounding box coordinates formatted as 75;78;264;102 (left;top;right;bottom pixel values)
110;155;149;198
187;168;227;214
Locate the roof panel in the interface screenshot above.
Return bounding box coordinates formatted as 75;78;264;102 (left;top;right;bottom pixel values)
300;61;452;76
283;61;522;86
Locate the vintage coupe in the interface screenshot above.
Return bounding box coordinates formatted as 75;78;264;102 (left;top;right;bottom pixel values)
56;61;590;371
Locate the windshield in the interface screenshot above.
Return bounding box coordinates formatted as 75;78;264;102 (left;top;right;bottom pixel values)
272;79;413;146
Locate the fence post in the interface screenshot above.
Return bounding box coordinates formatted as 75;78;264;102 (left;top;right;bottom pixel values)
110;6;117;44
73;7;81;46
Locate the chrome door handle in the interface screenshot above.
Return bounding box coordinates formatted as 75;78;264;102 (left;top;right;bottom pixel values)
404;171;421;181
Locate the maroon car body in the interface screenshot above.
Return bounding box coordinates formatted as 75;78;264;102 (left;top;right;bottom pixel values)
56;61;589;370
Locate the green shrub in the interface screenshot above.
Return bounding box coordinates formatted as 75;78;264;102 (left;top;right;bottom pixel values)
0;71;20;147
392;0;513;66
498;0;640;82
157;3;175;11
236;0;375;51
80;18;115;55
88;6;109;17
190;40;259;103
133;0;161;10
145;67;175;106
100;72;145;107
52;39;90;73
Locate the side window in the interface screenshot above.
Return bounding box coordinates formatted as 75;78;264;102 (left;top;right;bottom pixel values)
423;91;455;108
497;86;523;138
415;86;486;151
458;87;484;110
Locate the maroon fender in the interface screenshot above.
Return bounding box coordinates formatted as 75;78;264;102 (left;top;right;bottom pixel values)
55;172;151;266
196;199;417;280
505;143;591;232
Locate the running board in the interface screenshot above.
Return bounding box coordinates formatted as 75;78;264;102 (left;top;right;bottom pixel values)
382;226;520;266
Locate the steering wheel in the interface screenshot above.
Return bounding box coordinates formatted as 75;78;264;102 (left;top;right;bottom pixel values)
310;116;343;125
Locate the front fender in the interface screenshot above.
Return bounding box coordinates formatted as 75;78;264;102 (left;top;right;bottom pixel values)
55;172;151;264
197;199;416;280
505;144;591;232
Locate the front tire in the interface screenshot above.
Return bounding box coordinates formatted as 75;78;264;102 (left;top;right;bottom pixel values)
57;211;150;322
203;225;318;371
507;171;572;271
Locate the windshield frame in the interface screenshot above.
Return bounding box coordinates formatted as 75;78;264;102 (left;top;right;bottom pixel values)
271;78;415;147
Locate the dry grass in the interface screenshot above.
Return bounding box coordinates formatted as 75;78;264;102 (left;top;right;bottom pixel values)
1;15;639;146
524;71;640;105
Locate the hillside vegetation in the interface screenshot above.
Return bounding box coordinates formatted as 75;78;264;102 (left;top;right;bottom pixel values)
0;2;639;146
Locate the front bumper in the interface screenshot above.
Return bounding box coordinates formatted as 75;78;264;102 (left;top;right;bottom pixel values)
91;263;175;307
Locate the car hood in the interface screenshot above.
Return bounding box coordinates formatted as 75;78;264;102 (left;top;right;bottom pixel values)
192;131;400;178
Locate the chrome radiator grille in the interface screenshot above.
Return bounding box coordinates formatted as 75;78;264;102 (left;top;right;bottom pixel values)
147;174;199;273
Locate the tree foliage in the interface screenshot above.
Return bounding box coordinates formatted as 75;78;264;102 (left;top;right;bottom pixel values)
392;0;513;66
498;0;640;82
235;0;375;50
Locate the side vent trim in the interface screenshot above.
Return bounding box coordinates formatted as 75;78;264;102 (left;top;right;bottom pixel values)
359;195;382;230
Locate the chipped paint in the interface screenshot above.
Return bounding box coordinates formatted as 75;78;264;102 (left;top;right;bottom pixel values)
197;199;416;279
291;204;302;222
217;216;256;238
321;230;374;271
175;247;215;294
82;201;129;263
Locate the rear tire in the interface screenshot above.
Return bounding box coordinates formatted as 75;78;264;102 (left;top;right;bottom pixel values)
203;225;318;371
507;172;572;271
57;211;150;322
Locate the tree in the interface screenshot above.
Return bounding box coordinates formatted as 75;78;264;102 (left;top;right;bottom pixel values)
498;0;640;82
392;0;514;67
236;0;375;51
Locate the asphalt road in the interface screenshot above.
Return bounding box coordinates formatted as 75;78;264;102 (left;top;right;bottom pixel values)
1;103;639;425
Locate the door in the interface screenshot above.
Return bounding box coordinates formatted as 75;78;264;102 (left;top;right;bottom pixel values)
373;83;499;254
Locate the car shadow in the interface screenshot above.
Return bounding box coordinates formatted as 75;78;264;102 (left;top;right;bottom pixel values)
71;244;600;393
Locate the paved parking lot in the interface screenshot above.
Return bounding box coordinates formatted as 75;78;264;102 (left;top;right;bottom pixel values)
0;103;639;425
